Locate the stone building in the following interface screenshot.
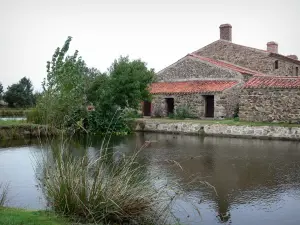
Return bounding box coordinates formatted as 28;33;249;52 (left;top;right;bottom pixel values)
142;24;300;121
240;76;300;122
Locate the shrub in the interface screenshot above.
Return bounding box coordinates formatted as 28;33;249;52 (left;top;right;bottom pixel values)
123;107;142;119
26;108;43;124
174;105;192;119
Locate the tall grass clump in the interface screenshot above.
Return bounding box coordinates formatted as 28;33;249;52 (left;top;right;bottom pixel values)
0;183;9;207
36;138;177;224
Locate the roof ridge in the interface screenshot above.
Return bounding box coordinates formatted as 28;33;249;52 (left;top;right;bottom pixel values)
244;76;300;89
194;39;300;64
253;75;300;79
188;53;262;76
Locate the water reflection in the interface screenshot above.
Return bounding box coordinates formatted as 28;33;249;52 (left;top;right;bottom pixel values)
1;133;300;225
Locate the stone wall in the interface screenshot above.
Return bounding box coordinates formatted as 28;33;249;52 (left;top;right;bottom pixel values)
194;40;299;76
134;119;300;141
151;87;240;119
157;55;243;82
151;93;206;118
215;83;242;118
239;88;300;122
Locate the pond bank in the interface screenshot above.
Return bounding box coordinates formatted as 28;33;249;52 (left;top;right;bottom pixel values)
0;208;69;225
0;124;58;140
135;118;300;141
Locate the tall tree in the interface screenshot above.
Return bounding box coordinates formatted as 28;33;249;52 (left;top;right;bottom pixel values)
3;77;34;107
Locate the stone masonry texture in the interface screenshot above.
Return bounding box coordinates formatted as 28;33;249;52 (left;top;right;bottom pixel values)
239;88;300;122
135;119;300;141
156;56;243;82
194;40;300;77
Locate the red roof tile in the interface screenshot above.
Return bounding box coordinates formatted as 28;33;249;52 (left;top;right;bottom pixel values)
244;76;300;89
188;53;263;76
150;80;238;94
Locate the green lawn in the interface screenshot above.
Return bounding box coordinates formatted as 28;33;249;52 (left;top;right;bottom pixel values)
0;120;27;126
0;208;69;225
139;118;300;127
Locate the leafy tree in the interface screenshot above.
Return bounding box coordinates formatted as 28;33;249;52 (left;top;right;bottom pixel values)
107;56;155;109
3;77;34;107
0;82;3;100
38;37;85;127
37;37;154;134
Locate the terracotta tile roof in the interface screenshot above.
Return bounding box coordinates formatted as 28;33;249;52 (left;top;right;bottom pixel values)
244;76;300;89
150;80;239;94
188;53;263;76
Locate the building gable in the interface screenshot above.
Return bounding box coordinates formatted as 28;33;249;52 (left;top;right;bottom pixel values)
193;39;300;77
156;55;244;82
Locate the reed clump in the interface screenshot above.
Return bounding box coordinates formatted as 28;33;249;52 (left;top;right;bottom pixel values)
37;139;177;225
0;183;9;207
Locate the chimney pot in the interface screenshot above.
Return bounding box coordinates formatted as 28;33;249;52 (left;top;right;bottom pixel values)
267;41;278;53
219;24;232;42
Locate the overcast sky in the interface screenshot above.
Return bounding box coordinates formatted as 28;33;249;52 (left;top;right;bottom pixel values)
0;0;299;90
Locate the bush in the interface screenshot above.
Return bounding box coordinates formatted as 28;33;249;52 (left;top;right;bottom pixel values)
123;107;142;119
174;105;192;119
26;108;43;124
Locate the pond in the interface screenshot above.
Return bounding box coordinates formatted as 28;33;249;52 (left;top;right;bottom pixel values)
1;133;300;225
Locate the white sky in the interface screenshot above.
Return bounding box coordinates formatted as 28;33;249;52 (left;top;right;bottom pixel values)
0;0;299;90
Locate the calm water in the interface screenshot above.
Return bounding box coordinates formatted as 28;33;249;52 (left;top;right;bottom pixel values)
1;133;300;225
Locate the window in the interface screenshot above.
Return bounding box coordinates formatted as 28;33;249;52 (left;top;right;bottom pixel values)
296;67;299;76
274;60;279;69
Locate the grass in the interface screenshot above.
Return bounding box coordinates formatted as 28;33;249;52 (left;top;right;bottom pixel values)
0;120;27;126
0;208;70;225
35;137;181;225
139;118;300;127
0;108;31;117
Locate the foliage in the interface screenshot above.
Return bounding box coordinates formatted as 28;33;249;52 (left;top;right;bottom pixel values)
37;36;90;129
26;108;43;124
36;139;179;225
0;82;3;100
0;109;29;117
3;77;34;108
37;37;154;134
0;183;9;207
107;56;155;109
166;105;192;120
173;105;192;119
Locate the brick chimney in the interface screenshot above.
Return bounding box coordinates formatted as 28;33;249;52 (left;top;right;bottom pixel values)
287;55;298;60
219;24;232;42
267;41;278;53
